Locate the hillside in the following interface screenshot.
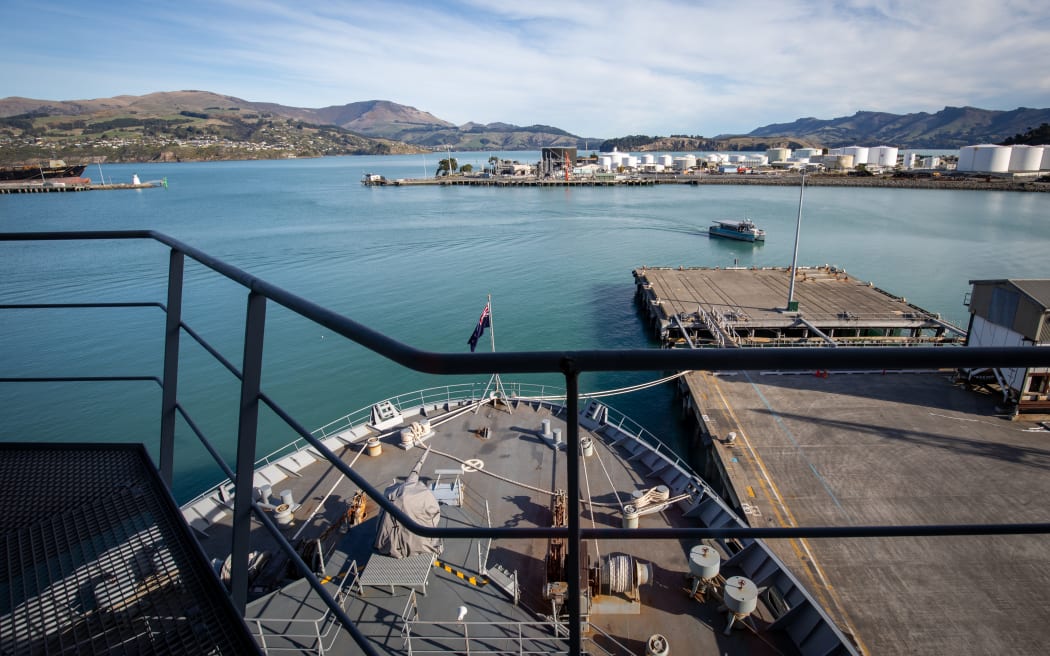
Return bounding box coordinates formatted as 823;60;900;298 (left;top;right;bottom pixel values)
599;134;821;153
0;92;599;159
0;92;421;164
5;91;1049;165
746;106;1050;148
1003;123;1050;146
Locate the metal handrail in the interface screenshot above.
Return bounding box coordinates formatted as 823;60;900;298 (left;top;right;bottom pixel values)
246;556;360;655
5;230;1050;656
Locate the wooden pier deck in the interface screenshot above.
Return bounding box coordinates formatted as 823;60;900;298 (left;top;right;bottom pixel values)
634;265;965;348
0;182;161;194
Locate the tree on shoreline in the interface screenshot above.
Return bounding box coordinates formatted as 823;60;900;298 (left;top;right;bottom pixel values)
436;157;458;176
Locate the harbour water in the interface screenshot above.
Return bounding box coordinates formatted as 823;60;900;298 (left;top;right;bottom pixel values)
2;153;1048;500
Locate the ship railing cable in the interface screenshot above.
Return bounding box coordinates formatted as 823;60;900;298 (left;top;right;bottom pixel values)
579;435;602;565
515;371;689;402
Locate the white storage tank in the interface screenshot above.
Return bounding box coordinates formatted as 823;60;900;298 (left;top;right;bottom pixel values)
765;147;790;162
817;154;854;170
728;154;746;163
706;153;727;164
642;154;655;165
600;156;613;171
972;145;1011;172
658;155;673;168
957;146;977;171
902;153;917;169
673;157;690;171
1008;145;1044;172
684;154;697;168
794;147;821;159
626;156;639;168
842;146;869;167
1040;146;1050;171
874;146;899;167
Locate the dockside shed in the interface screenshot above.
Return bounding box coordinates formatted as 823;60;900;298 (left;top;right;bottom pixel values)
965;279;1050;414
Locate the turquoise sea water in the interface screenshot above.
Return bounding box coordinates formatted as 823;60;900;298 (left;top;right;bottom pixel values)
2;154;1048;500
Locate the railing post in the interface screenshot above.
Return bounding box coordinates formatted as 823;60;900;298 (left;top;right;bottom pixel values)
231;290;267;613
158;249;184;486
561;358;582;656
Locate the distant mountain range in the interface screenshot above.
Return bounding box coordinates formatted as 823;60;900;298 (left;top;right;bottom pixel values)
2;91;1049;161
0;91;595;153
745;106;1050;149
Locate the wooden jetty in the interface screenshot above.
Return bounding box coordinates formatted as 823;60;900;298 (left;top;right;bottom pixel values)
634;265;965;348
0;182;161;195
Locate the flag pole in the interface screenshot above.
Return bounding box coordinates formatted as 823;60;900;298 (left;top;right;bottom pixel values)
477;294;511;414
487;294;496;353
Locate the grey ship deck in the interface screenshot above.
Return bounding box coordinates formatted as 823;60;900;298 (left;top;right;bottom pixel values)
183;391;856;655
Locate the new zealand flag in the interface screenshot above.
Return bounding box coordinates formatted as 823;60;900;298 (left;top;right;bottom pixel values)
468;304;491;352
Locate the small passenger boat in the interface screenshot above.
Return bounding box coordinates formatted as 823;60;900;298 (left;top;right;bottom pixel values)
709;219;766;242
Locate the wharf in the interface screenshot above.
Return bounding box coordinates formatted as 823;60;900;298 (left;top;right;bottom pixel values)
368;173;1050;192
0;182;160;194
634;265;965;348
678;369;1050;655
387;176;658;187
644;265;1050;653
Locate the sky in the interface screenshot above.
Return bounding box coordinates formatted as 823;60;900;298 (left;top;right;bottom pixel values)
3;0;1050;138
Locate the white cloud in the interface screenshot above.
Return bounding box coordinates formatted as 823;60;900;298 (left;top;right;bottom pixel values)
3;0;1049;137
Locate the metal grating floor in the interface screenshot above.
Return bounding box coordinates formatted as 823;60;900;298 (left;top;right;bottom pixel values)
0;444;258;655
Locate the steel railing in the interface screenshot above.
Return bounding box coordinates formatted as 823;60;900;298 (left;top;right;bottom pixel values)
4;230;1050;656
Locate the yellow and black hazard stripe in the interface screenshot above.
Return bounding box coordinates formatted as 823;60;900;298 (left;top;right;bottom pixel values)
434;559;489;586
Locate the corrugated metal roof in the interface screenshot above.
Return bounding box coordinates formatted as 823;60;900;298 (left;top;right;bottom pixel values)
1010;280;1050;310
969;279;1050;310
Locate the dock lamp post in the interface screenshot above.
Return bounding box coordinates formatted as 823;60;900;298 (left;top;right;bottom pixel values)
785;168;806;312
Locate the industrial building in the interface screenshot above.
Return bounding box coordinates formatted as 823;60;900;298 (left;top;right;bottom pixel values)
540;147;577;176
964;279;1050;414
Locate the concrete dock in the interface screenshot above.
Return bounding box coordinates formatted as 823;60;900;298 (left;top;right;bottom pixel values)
678;369;1050;655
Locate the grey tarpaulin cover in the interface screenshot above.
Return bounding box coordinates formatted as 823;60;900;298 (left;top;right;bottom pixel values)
373;448;443;558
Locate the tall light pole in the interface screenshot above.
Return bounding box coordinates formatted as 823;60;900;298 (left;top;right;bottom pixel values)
786;169;806;312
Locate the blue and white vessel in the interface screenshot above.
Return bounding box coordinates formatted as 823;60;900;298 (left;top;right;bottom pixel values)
709;219;766;242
